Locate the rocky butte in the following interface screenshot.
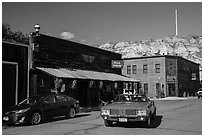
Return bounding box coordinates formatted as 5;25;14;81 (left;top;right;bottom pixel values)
96;35;202;68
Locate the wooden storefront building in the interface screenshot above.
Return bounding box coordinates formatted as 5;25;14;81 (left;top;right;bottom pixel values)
31;34;139;107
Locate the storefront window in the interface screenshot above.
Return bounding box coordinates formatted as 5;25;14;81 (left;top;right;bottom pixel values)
144;83;148;94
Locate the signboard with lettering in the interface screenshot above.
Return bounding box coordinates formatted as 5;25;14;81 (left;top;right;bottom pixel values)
111;60;123;68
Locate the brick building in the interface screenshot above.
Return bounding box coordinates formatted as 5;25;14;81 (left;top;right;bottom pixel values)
122;55;200;98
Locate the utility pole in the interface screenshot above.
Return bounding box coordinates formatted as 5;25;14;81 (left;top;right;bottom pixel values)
28;24;40;99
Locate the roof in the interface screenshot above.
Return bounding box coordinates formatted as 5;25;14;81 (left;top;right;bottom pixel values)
122;55;199;65
2;40;29;47
36;67;139;82
38;34;121;57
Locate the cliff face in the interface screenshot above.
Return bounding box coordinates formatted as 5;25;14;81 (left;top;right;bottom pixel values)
97;35;202;66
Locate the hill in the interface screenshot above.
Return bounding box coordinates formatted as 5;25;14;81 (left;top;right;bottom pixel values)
97;35;202;66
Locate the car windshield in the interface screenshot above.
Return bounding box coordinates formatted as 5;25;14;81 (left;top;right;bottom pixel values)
18;96;42;106
114;94;148;102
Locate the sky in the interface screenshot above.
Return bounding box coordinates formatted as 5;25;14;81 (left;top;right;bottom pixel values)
2;2;202;46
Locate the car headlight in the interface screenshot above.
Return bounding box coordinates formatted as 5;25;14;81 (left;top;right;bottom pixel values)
137;110;147;116
13;108;30;114
101;110;110;115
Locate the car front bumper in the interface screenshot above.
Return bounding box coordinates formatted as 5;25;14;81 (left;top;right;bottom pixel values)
101;115;149;122
3;113;29;125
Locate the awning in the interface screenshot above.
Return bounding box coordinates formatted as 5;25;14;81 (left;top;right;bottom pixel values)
36;67;139;82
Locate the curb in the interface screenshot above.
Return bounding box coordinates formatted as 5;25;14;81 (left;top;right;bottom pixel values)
79;107;100;113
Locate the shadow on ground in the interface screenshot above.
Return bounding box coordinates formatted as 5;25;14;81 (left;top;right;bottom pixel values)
2;113;91;128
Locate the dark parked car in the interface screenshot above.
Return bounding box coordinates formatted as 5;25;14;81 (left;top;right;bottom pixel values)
3;93;80;125
100;94;156;127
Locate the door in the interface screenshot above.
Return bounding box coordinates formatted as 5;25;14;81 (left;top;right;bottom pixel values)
55;94;70;116
42;95;58;117
168;84;176;96
2;62;18;112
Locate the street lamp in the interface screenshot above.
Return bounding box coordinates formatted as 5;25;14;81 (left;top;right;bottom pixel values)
34;24;40;36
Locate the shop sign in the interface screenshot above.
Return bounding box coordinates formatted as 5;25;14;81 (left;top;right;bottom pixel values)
112;60;123;68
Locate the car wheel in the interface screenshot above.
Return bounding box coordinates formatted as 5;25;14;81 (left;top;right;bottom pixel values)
144;116;151;128
30;112;42;125
151;109;156;120
104;120;113;127
68;107;76;118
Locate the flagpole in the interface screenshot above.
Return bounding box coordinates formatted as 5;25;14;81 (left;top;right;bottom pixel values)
175;9;178;36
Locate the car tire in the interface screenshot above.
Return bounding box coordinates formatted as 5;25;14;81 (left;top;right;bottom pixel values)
144;116;151;128
68;107;76;118
151;109;156;120
30;112;42;125
104;120;113;127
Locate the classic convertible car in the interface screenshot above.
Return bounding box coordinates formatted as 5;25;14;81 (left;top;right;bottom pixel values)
100;94;156;127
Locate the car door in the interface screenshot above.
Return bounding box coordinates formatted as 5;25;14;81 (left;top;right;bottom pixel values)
42;95;58;118
55;95;70;116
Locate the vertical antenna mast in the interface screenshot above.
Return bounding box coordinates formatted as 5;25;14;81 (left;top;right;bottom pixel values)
175;9;178;36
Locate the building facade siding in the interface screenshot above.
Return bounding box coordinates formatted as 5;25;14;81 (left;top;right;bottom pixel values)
122;56;200;98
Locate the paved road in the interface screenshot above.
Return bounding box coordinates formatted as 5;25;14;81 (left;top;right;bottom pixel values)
2;97;202;135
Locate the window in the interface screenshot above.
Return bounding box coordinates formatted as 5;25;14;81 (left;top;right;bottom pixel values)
127;65;131;74
132;65;137;74
155;64;160;73
143;64;148;74
144;83;148;94
44;96;56;104
40;79;44;87
56;95;68;102
156;83;160;96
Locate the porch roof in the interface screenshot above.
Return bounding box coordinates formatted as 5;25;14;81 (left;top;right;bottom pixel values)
36;67;139;82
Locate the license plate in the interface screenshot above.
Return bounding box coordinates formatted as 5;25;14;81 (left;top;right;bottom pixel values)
119;118;127;122
3;116;9;121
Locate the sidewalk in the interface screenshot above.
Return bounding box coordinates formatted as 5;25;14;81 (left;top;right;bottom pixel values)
153;96;197;101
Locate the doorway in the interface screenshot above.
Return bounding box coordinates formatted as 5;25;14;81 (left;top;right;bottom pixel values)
168;83;176;96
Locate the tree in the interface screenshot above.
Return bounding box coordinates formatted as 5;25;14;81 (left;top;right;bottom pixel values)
2;23;29;44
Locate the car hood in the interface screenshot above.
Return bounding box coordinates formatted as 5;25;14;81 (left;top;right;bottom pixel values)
4;104;31;114
101;102;149;110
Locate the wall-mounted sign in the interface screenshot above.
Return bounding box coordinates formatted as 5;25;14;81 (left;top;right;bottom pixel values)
111;60;124;68
167;76;177;82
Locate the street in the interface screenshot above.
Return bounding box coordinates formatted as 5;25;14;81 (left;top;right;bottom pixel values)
2;97;202;135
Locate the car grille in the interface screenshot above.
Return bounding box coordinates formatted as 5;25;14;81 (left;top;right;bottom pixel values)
110;109;136;116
